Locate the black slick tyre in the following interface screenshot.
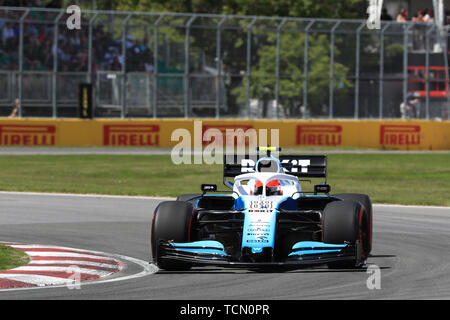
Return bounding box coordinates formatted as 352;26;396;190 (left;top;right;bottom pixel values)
322;200;367;269
150;201;193;270
333;193;372;255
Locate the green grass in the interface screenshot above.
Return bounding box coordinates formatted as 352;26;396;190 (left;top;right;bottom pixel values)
0;154;448;206
0;244;30;271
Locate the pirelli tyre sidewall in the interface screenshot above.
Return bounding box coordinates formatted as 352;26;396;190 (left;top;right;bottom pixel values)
151;201;194;270
322;200;368;268
333;193;373;255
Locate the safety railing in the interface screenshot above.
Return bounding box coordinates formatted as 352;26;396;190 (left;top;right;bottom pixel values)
0;6;448;119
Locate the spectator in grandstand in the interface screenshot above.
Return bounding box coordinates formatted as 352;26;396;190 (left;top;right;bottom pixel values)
380;8;392;21
23;31;47;70
422;9;434;23
144;61;154;72
0;9;5;30
8;98;19;118
0;49;12;70
411;9;426;51
127;38;153;72
414;9;425;22
2;22;15;47
396;9;408;22
400;96;420;119
0;5;154;73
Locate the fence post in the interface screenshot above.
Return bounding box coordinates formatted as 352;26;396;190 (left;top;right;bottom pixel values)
402;23;413;116
425;24;436;120
216;16;227;119
440;26;449;120
153;14;165;119
303;21;314;119
246;18;257;118
329;21;341;118
87;13;98;83
18;9;30;118
184;15;197;118
275;18;287;119
145;25;151;114
379;22;390;119
121;13;133;118
354;22;365;119
52;11;64;118
87;13;98;117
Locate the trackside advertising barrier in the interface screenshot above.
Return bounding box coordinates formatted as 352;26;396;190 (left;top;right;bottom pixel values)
0;119;448;150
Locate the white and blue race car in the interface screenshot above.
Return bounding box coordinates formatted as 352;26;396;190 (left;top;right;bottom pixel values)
150;147;372;270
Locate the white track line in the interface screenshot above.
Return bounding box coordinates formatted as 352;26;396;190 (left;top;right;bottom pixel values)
27;260;120;268
10;244;113;252
373;204;450;209
9;266;112;277
0;190;173;200
24;251;114;260
0;274;76;286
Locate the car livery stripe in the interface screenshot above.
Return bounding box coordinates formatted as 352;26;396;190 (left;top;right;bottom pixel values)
288;249;343;256
175;248;228;255
289;241;347;256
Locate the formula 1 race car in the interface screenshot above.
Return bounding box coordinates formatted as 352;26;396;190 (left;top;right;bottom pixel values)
150;147;372;270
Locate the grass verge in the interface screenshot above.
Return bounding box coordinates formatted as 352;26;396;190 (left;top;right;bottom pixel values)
0;154;448;206
0;244;30;271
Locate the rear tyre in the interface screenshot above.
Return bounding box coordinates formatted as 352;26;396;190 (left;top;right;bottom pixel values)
150;201;193;271
322;200;367;269
333;193;372;255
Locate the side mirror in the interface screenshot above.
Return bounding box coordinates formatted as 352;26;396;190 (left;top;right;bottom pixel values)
201;184;217;193
314;184;331;194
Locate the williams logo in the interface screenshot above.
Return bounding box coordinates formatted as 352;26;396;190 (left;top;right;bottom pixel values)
296;125;342;146
0;124;56;146
380;125;421;146
103;124;160;146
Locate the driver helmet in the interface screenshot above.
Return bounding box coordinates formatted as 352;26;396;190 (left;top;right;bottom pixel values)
254;179;282;196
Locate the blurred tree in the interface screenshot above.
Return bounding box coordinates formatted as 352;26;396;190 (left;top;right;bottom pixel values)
232;32;351;117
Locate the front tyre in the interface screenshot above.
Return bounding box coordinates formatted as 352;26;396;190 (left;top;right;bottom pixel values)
150;201;194;271
322;200;368;269
333;193;372;255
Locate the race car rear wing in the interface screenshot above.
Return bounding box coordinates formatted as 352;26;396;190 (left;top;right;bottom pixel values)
279;155;327;178
223;153;327;189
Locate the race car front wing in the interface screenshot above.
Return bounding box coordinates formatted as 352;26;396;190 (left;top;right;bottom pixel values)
155;240;365;268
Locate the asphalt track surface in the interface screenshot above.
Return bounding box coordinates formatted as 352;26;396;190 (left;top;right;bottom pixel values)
0;192;449;300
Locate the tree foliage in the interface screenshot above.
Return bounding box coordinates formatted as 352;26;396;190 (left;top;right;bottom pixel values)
232;31;352;117
94;0;364;19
